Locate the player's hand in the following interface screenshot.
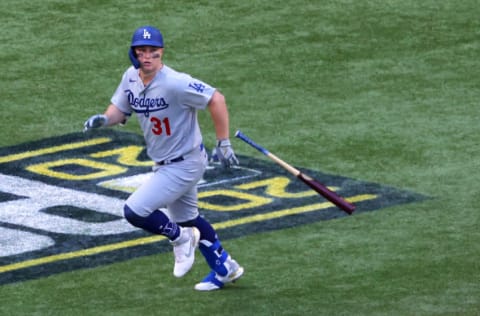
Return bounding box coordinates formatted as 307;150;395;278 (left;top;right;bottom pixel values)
84;114;108;132
212;139;239;168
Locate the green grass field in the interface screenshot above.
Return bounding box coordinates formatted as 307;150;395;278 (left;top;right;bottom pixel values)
1;0;479;315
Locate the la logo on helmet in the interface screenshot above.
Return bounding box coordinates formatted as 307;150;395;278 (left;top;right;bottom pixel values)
143;29;151;39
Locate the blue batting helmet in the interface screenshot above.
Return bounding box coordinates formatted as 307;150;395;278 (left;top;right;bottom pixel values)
131;26;164;48
129;26;164;68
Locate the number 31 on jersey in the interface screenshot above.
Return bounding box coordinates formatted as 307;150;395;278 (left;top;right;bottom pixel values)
150;117;171;136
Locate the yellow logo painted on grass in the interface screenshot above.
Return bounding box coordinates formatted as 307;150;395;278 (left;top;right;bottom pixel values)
0;130;425;285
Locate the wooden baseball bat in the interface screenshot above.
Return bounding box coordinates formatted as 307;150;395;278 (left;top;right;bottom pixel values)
235;130;355;214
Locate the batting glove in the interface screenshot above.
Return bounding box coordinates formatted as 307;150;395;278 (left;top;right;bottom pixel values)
84;114;108;132
213;139;239;168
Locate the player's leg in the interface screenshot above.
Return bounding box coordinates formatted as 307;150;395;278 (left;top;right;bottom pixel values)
123;205;200;278
173;207;244;291
123;204;181;239
193;220;243;291
123;159;205;277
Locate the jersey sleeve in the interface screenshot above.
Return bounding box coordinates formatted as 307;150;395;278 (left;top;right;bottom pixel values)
110;69;133;115
176;75;216;110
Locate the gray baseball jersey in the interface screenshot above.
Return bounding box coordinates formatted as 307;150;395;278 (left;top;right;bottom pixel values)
111;64;216;162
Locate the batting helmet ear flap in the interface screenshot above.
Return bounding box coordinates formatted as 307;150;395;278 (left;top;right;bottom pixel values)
128;47;141;69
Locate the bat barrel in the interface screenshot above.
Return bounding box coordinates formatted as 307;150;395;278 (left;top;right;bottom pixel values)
298;174;355;214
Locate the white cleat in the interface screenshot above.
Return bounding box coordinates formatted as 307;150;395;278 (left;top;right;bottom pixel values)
171;227;200;278
194;257;244;291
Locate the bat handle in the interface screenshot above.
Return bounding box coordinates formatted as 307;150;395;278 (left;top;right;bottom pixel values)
235;130;270;155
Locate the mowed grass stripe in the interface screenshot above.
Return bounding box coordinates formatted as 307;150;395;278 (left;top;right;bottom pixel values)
0;194;375;274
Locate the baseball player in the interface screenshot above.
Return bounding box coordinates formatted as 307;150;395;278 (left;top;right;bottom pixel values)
84;25;243;291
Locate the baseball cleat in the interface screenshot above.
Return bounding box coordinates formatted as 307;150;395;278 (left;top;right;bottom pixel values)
194;257;244;291
171;227;200;278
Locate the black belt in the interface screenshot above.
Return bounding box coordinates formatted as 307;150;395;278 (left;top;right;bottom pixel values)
156;144;204;165
156;156;184;165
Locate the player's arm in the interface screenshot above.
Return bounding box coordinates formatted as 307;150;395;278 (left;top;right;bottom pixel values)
103;104;128;126
83;104;127;131
208;91;239;167
208;91;230;140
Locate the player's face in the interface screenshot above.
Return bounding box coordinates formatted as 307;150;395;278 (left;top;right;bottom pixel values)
135;46;163;72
